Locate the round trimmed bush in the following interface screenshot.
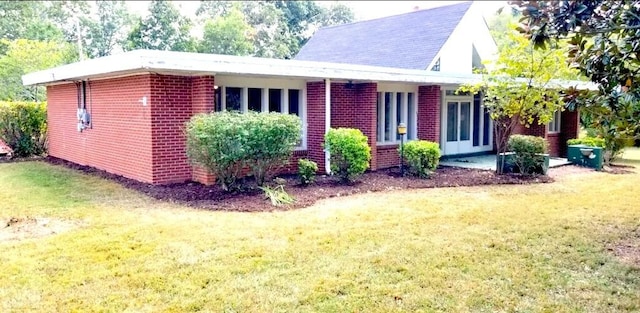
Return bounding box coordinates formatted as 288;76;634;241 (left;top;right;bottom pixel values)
323;128;371;182
400;140;440;178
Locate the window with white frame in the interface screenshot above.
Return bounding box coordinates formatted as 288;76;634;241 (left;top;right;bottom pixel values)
214;80;306;149
377;90;417;144
548;110;561;133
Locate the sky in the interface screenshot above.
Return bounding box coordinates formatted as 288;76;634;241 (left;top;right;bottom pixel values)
127;1;508;22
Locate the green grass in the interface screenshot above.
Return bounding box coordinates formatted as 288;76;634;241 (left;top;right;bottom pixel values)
1;149;640;312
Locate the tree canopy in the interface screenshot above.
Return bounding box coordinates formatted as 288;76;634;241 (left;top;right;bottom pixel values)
510;0;640;158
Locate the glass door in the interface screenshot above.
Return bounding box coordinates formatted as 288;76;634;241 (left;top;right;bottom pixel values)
444;101;472;155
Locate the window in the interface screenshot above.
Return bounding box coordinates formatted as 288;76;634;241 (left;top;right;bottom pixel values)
214;84;306;149
269;89;282;112
225;87;242;111
248;88;262;112
548;110;561;133
431;57;440;71
376;91;417;144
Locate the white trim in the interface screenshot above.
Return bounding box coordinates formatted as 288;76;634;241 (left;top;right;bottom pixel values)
324;78;331;175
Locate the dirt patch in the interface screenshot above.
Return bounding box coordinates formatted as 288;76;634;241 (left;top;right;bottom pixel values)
607;228;640;267
0;216;82;242
602;164;636;175
46;156;560;212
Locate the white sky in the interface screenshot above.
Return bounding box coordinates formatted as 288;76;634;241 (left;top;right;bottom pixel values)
127;1;508;21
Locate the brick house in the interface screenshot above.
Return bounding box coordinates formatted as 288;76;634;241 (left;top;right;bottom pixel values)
22;2;585;185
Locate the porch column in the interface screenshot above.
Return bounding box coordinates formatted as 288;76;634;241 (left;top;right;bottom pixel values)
418;85;441;143
306;81;326;172
324;78;331;174
354;83;378;170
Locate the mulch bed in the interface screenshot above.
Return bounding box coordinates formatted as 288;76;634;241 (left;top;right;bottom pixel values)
44;156;556;212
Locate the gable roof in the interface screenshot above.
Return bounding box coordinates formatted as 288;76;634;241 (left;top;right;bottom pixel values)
295;2;473;70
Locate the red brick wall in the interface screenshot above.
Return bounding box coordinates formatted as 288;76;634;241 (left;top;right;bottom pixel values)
510;110;579;157
47;75;155;183
306;81;326;172
330;84;355;128
150;75;193;184
377;144;400;169
418;85;440;143
190;76;216;184
559;109;579;157
354;83;378;170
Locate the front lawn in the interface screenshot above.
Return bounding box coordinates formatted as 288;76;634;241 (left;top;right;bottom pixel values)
1;148;639;312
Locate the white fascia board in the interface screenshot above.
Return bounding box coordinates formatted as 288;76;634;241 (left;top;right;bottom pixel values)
22;49;593;90
22;49;484;87
21;50;148;86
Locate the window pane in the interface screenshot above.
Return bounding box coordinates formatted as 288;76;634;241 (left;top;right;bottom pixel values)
396;92;403;140
483;107;490;145
288;89;300;116
447;102;458;142
269;89;282;112
384;92;392;141
226;87;242;111
407;93;415;140
215;87;222;112
473;94;481;146
248;88;262;112
460;102;470;141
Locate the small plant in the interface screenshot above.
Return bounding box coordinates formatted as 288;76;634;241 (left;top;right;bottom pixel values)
508;135;548;175
567;137;606;148
259;185;295;207
401;140;441;178
323;128;371;183
298;158;318;185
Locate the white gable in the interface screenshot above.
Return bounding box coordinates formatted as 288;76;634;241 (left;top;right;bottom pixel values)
427;2;498;74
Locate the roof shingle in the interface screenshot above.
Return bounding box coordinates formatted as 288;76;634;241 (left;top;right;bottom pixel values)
295;2;473;70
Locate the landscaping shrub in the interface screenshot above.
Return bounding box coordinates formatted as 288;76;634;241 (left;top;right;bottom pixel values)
567;137;606;148
298;158;318;185
0;101;47;157
323;128;371;182
400;140;441;178
508;134;548;175
185;111;301;191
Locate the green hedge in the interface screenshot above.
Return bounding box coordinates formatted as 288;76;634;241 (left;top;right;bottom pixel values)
0;101;47;157
324;128;371;182
567;137;606;148
185;111;301;190
400;140;440;178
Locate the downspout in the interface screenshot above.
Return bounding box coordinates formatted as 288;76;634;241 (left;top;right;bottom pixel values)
325;78;331;174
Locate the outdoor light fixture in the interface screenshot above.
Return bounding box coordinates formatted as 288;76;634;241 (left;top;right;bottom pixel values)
346;80;354;89
398;123;407;176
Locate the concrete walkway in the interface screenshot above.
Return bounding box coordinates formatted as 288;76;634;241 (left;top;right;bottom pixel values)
440;154;571;171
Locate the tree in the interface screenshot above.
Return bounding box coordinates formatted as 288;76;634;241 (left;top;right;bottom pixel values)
82;1;133;58
511;0;640;161
125;0;195;52
0;39;77;101
459;31;579;173
199;7;254;55
0;1;64;42
318;3;355;28
195;0;355;59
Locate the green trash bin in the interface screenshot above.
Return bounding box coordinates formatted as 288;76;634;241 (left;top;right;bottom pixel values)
567;145;603;170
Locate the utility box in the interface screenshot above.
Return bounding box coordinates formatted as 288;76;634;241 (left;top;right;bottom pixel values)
567;145;603;170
